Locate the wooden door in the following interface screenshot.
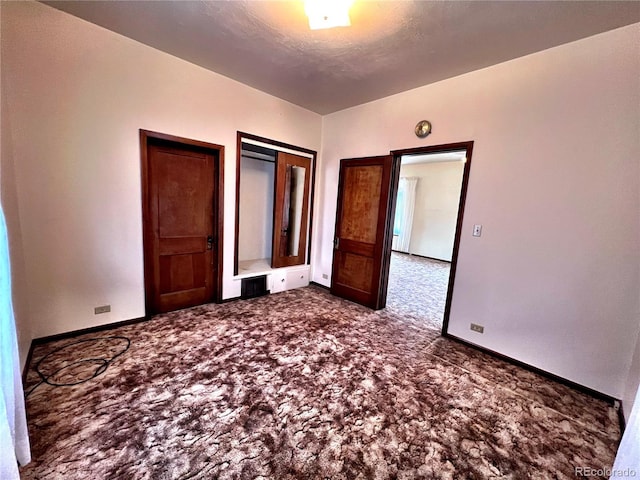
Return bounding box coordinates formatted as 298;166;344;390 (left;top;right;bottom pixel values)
330;155;395;309
272;152;312;268
143;134;221;314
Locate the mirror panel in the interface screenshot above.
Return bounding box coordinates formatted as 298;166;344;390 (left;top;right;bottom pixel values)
278;165;292;258
288;165;306;256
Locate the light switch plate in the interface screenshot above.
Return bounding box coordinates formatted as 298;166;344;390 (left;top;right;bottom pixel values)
473;224;482;237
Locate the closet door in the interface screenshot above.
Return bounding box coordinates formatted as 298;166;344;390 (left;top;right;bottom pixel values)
272;152;311;268
144;138;220;314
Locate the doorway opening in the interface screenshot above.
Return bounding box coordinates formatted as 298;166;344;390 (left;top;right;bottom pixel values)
387;142;473;334
233;132;317;277
140;130;224;315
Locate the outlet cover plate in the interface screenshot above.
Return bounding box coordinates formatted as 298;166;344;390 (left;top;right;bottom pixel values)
94;305;111;315
470;323;484;333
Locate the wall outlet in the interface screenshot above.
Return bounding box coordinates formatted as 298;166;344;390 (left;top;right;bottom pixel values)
322;273;329;279
94;305;111;315
473;224;482;237
470;323;484;333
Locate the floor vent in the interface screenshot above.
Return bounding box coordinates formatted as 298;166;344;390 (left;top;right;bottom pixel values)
241;275;268;299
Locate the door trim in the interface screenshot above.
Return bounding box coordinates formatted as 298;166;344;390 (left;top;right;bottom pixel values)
389;141;474;335
140;129;225;314
378;154;402;309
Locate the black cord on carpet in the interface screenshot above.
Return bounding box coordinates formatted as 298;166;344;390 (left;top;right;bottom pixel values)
25;336;130;398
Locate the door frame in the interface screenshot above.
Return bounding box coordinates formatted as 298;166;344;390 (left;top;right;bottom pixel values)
140;129;225;315
389;141;474;334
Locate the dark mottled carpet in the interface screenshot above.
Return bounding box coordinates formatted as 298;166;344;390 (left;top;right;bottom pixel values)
22;286;619;479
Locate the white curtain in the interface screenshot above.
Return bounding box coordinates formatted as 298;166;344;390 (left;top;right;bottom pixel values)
0;206;31;479
611;385;640;477
396;177;418;253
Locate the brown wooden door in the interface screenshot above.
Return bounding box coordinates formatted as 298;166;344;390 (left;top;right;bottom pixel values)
146;140;217;313
272;152;311;268
330;155;395;309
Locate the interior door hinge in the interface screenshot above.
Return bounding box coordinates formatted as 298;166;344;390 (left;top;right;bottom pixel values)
334;237;340;249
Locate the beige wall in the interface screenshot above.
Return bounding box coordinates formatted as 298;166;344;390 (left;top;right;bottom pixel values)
316;24;640;398
1;2;322;360
399;161;464;261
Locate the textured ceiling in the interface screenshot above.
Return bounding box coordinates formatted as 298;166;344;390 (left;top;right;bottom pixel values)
44;1;640;114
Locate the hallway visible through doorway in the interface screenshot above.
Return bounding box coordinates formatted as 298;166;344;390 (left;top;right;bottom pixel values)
384;144;471;332
386;252;450;330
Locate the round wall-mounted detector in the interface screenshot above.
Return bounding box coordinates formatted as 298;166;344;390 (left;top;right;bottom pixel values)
415;120;432;138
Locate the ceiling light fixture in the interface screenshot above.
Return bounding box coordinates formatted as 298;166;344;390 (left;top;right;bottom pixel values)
304;0;354;30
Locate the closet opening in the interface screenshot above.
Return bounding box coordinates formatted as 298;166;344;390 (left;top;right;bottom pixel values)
233;132;317;293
